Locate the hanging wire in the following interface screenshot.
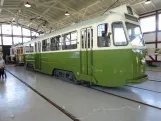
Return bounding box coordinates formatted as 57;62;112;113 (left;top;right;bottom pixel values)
102;0;119;15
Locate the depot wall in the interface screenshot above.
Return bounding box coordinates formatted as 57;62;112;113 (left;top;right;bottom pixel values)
140;10;161;62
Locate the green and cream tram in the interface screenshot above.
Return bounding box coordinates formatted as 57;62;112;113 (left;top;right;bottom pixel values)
24;5;147;87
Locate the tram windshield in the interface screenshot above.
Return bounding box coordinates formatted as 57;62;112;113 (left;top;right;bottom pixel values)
125;22;144;46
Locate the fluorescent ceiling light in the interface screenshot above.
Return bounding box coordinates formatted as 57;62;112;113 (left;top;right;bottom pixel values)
65;11;70;16
42;24;46;27
145;0;151;4
24;2;31;8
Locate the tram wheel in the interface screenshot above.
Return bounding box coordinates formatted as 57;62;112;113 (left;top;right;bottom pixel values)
53;69;81;84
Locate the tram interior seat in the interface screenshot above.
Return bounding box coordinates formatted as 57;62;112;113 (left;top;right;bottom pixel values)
62;44;77;50
98;36;110;47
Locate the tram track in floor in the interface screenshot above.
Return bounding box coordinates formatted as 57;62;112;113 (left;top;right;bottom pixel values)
146;69;161;72
148;78;161;82
6;69;161;111
124;85;161;93
5;69;80;121
86;85;161;110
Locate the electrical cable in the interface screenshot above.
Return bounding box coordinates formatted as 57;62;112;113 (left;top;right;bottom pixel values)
102;0;119;15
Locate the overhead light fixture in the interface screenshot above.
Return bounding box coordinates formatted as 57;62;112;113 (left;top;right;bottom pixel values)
24;2;31;8
145;0;151;4
42;23;46;27
65;11;70;16
12;20;16;23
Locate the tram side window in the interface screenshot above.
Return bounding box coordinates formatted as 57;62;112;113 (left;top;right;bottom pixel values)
97;24;110;47
30;43;34;53
25;46;30;53
25;44;34;53
38;42;41;52
42;39;49;51
35;43;37;53
71;32;77;48
112;23;127;46
50;35;61;51
81;30;87;48
62;31;77;50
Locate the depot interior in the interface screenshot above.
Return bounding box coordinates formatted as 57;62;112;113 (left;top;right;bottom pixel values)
0;0;160;66
0;0;161;120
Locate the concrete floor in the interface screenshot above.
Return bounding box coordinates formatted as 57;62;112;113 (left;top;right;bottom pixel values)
3;66;161;121
147;71;161;81
0;72;73;121
95;82;161;107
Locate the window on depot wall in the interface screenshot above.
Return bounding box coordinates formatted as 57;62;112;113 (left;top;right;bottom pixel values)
2;24;12;35
3;36;12;45
23;37;31;43
0;26;1;34
140;16;156;33
13;37;22;45
31;31;39;39
159;14;161;30
22;28;31;36
13;26;22;35
31;31;39;37
0;37;1;45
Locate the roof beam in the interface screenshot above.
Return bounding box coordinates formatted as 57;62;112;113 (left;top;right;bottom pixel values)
140;3;147;12
27;0;57;7
0;14;14;18
0;0;4;13
52;6;67;11
150;1;157;9
58;1;77;12
0;6;21;9
52;0;145;30
25;9;53;24
41;0;59;15
53;0;101;26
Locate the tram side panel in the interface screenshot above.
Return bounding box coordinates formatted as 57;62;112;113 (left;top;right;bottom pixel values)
129;49;147;83
25;53;35;68
92;49;146;87
40;51;81;79
92;49;132;87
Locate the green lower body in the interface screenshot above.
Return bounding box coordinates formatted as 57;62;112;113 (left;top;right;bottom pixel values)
24;49;147;87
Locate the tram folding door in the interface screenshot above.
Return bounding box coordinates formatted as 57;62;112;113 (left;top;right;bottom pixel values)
35;42;41;70
81;27;93;77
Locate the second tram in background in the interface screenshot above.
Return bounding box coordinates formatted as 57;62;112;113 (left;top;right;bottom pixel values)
23;5;147;87
10;44;24;65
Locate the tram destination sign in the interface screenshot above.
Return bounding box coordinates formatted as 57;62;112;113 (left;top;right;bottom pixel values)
125;14;139;22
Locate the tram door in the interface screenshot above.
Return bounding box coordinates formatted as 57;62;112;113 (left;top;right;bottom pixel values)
81;27;93;77
35;42;41;70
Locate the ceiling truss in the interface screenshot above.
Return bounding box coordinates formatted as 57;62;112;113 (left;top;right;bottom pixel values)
0;0;160;33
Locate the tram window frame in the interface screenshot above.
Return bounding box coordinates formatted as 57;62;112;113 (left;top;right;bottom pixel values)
50;35;61;51
112;22;128;46
62;31;77;50
97;23;111;47
25;45;30;53
42;39;49;52
25;43;34;53
35;42;37;53
81;29;87;49
38;42;41;52
30;43;34;53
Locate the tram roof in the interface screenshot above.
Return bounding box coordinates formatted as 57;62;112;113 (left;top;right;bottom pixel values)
24;12;125;45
